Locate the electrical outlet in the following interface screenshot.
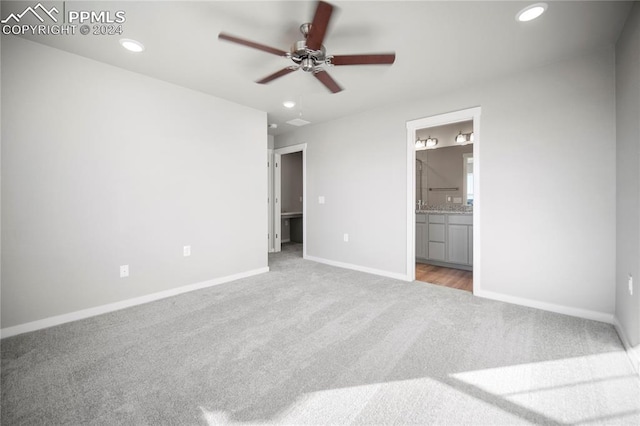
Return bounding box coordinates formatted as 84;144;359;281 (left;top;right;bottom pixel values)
343;233;349;242
629;274;634;296
120;265;129;278
183;245;191;257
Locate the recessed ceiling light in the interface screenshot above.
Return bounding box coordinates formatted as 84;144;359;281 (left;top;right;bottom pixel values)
516;3;547;22
283;101;296;108
119;38;145;53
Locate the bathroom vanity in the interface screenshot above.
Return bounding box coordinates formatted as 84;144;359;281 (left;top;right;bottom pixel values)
416;211;473;271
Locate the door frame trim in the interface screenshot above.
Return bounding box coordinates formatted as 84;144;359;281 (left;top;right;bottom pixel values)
406;107;481;293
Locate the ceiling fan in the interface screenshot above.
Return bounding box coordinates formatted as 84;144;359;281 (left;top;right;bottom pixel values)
218;1;395;94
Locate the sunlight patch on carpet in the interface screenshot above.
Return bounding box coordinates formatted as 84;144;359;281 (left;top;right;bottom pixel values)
450;351;640;424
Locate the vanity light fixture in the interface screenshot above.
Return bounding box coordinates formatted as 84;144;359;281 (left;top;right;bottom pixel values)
455;131;474;144
119;38;145;52
516;3;547;22
283;100;296;108
416;136;438;150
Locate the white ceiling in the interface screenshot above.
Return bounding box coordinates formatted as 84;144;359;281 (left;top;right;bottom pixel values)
4;1;633;135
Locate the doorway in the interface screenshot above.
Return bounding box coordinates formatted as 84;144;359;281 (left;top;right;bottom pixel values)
271;143;307;259
406;107;481;294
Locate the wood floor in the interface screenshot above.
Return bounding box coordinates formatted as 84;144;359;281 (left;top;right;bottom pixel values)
415;262;473;292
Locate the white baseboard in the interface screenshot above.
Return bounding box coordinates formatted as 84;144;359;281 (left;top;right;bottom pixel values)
304;255;411;282
474;289;615;324
0;266;270;339
613;317;640;376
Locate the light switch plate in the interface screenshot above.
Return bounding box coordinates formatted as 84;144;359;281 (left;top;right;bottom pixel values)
319;196;325;204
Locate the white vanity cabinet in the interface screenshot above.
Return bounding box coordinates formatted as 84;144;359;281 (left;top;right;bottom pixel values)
416;212;473;270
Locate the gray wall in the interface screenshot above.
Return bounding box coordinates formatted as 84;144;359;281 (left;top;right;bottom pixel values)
615;3;640;349
276;46;616;317
1;37;268;328
281;152;303;213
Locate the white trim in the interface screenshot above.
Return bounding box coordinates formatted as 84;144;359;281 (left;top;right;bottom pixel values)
475;288;615;324
406;107;482;289
613;316;640;376
407;124;416;281
305;255;411;282
0;267;270;339
274;152;282;252
267;149;275;253
274;143;307;258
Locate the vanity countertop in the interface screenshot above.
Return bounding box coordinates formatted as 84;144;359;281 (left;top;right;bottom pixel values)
416;209;472;215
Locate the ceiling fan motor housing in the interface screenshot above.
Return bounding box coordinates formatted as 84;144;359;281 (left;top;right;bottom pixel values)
290;39;327;72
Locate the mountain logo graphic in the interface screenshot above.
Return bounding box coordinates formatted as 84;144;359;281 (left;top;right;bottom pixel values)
1;3;59;24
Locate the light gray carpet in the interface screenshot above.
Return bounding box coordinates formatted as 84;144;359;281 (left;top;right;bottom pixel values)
2;243;639;425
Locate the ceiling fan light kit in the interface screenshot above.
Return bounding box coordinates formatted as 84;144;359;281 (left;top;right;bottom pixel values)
218;1;396;94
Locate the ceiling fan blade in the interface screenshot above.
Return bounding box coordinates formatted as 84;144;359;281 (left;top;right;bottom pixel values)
306;1;334;51
218;32;287;57
313;70;343;93
256;67;298;84
330;53;396;66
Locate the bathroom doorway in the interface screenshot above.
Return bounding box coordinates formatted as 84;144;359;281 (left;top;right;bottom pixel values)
406;107;481;294
272;143;307;259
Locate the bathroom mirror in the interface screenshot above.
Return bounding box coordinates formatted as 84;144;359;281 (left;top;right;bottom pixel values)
415;120;473;208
